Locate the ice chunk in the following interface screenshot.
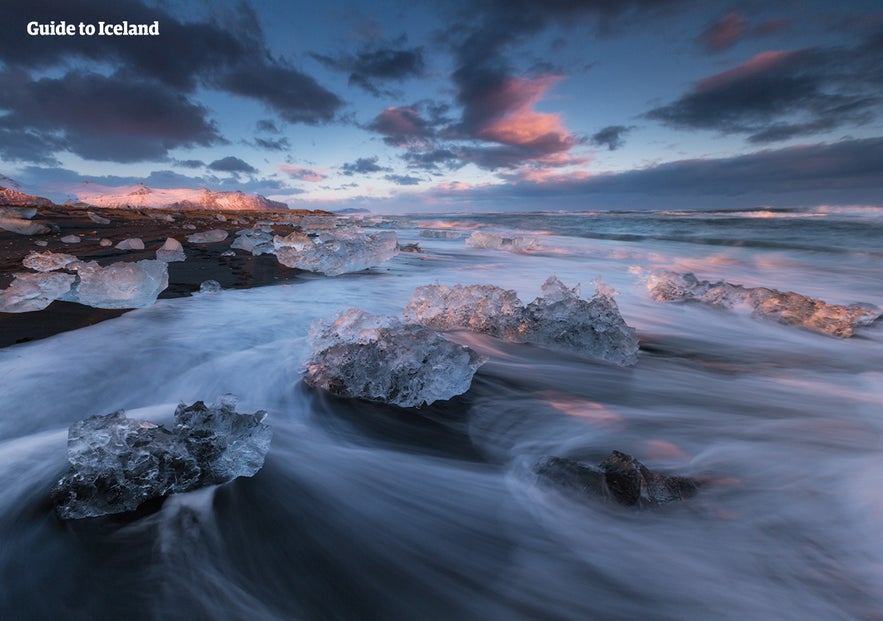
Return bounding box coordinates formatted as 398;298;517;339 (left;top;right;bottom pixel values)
22;250;78;272
116;237;145;250
420;229;464;239
87;212;110;224
0;272;75;312
465;231;538;253
63;259;168;309
60;234;80;244
231;228;275;255
273;229;398;276
34;240;48;247
403;283;526;340
0;217;50;235
0;207;38;219
404;276;639;366
156;237;186;262
522;276;639;366
647;270;882;338
534;451;698;508
51;399;272;519
186;229;228;243
199;279;222;293
304;308;484;407
99;238;113;247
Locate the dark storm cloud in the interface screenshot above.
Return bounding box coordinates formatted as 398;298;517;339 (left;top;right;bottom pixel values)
0;0;341;163
467;138;883;199
366;103;451;147
341;157;392;176
172;159;207;169
208;156;258;174
384;174;423;186
590;125;632;150
312;38;425;96
401;148;463;171
0;70;222;162
256;119;282;134
648;28;883;142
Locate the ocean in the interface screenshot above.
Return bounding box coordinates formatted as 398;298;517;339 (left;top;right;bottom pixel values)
1;207;882;620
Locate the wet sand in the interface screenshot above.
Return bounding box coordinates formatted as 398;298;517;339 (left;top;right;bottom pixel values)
0;204;331;347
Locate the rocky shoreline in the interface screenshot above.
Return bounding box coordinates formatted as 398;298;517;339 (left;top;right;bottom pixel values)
0;204;334;347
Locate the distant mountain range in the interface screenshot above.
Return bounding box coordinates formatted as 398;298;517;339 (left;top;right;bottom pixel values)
75;184;287;210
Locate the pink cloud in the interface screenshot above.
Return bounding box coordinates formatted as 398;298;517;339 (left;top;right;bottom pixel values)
279;164;326;182
476;75;574;151
697;50;797;91
699;13;748;52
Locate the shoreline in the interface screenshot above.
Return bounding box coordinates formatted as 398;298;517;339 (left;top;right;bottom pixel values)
0;204;330;347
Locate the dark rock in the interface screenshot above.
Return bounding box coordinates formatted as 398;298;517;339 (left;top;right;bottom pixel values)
535;450;698;508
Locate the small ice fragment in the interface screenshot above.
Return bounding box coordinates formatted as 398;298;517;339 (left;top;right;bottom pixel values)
23;250;78;272
186;229;228;243
63;259;169;309
51;400;272;519
116;237;145;250
87;212;110;224
199;280;222;293
60;234;80;244
34;240;49;247
221;250;235;257
216;214;227;222
465;231;538;253
304;308;484;407
0;272;76;312
647;270;882;338
156;237;186;262
99;238;113;247
183;223;196;230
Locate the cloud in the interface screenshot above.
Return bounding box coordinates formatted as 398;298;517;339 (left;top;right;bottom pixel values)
384;174;423;186
311;37;424;96
256;119;281;134
0;0;341;163
280;165;326;182
172;159;206;169
697;13;748;52
589;125;632;150
208;156;258;174
251;136;291;151
0;69;222;162
341;157;392;175
646;34;883;142
401;148;463;172
368;106;435;147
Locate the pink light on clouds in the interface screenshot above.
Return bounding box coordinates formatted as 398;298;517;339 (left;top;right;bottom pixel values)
279;164;326;182
476;75;574;152
697;50;797;91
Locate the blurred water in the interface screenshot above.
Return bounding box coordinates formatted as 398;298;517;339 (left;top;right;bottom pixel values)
1;208;882;620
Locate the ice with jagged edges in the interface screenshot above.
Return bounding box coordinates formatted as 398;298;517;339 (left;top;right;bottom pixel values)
231;227;275;255
403;283;527;340
0;272;76;312
51;398;272;519
465;231;539;253
156;237;186;262
403;276;639;366
0;216;49;235
647;270;882;338
62;259;168;309
303;308;485;407
22;250;78;272
273;228;398;276
186;229;228;244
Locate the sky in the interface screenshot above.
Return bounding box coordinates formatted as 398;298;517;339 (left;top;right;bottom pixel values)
1;0;882;212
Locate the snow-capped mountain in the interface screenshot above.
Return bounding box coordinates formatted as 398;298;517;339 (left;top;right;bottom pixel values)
77;184;288;211
0;185;54;207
